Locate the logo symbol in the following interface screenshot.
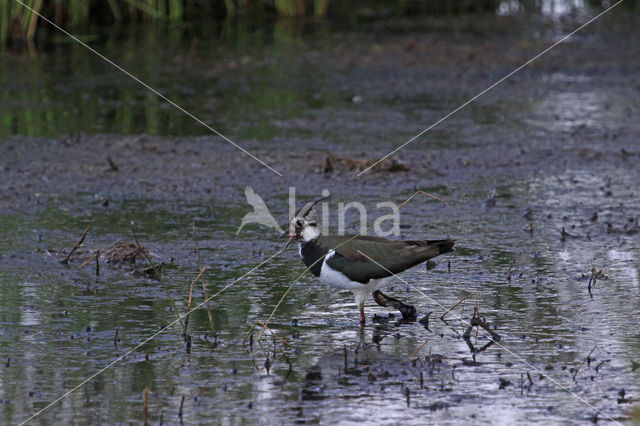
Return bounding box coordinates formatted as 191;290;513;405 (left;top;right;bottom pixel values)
236;186;284;235
237;186;402;237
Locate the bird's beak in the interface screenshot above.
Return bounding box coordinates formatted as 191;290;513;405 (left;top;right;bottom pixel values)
283;232;295;250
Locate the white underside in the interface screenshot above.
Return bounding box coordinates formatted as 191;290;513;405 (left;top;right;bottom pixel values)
318;250;391;307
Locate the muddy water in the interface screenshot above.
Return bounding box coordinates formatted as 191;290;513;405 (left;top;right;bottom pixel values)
2;5;640;425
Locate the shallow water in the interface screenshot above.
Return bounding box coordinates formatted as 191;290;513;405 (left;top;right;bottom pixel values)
2;166;639;424
2;4;640;425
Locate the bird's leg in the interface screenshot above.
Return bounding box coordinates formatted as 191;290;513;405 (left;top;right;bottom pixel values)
372;290;417;322
359;302;366;327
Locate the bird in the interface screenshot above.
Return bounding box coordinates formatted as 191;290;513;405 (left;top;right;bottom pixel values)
236;186;283;235
284;197;455;325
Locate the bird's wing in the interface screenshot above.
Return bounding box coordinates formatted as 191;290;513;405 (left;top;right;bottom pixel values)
243;186;283;232
244;186;260;206
245;186;271;213
320;235;454;284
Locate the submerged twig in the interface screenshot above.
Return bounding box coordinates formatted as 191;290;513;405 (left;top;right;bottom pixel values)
201;281;216;339
243;320;290;354
280;347;293;372
573;345;597;381
178;395;185;421
463;313;500;342
133;230;188;338
402;339;430;363
183;275;196;337
257;321;289;347
193;223;216;339
462;306;501;353
344;345;348;372
242;322;259;344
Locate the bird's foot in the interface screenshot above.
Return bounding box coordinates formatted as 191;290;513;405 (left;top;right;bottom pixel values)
372;290;417;322
397;302;417;322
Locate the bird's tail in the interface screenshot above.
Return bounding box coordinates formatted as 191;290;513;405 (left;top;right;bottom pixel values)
425;239;456;256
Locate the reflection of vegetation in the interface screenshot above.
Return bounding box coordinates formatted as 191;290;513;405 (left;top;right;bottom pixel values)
2;0;317;44
8;0;636;45
0;19;341;138
1;0;637;138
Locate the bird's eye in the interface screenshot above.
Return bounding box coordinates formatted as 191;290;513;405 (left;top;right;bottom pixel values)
295;220;303;227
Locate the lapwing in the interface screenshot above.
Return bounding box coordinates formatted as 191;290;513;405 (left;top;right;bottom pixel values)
284;197;455;325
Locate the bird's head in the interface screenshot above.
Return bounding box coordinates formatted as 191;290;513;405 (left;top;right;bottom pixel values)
283;195;329;250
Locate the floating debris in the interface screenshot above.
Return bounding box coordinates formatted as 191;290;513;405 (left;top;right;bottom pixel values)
499;377;511;390
133;262;164;279
323;154;409;174
106;242;148;265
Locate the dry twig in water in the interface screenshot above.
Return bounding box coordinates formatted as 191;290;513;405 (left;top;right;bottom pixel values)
462;306;501;353
441;296;471;321
178;395;185;421
61;226;90;264
573;345;597;381
133;231;188;339
193;223;216;339
142;387;149;426
587;266;603;298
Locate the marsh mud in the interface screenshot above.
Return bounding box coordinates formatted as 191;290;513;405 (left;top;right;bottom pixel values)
1;6;640;425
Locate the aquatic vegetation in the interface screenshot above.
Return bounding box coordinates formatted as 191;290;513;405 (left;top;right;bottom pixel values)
0;0;518;45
